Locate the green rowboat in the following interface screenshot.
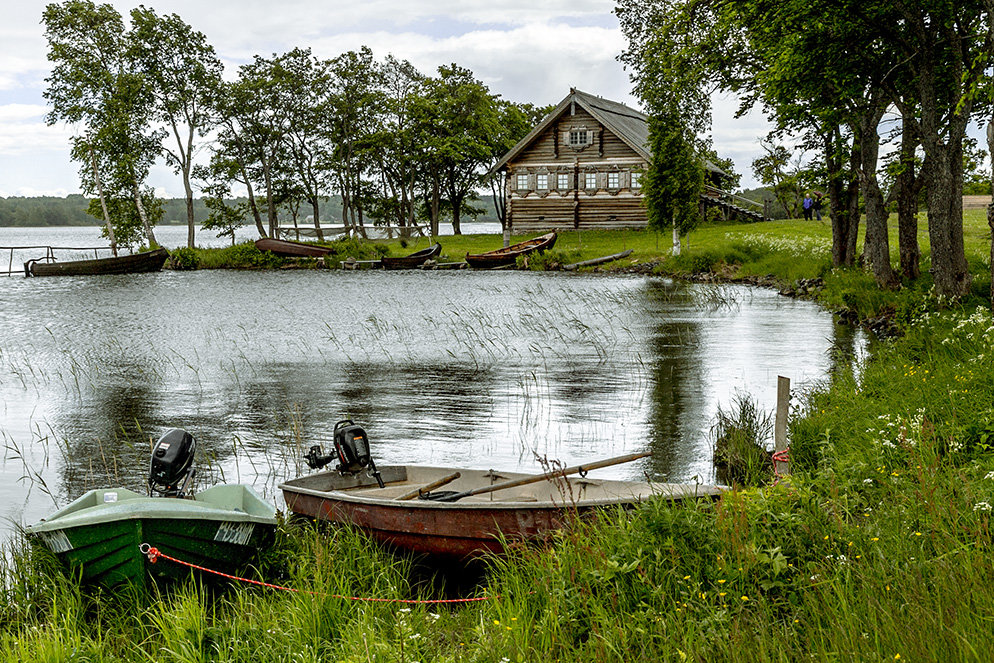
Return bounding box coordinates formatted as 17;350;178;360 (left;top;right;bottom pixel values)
25;484;277;588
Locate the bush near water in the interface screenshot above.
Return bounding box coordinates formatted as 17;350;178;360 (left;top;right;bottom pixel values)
5;212;994;661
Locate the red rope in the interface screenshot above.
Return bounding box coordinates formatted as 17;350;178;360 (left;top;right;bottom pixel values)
772;447;790;484
139;543;494;604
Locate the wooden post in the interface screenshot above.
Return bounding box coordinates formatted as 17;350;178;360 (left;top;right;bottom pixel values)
774;376;790;476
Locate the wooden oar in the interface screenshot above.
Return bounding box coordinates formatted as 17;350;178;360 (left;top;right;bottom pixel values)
435;451;652;503
394;472;461;501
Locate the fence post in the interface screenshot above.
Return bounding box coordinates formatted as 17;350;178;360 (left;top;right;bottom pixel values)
774;376;790;476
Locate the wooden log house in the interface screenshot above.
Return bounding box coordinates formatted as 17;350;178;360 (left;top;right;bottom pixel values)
489;88;729;233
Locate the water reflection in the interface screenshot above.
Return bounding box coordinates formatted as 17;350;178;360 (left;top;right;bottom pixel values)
0;270;865;531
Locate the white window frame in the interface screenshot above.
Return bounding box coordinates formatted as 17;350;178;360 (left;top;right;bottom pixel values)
536;173;548;190
569;128;590;148
607;172;620;189
630;171;642;189
584;172;597;189
557;173;570;190
516;174;529;191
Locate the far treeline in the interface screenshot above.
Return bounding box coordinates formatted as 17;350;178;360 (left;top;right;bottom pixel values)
42;1;547;253
619;0;994;302
0;195;500;229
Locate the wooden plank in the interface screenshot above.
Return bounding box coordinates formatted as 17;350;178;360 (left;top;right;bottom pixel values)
774;376;790;476
564;249;633;270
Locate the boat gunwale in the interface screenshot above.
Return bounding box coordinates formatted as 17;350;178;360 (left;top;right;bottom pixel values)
278;466;722;511
26;486;277;533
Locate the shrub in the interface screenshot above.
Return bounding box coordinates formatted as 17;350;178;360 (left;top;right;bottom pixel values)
167;247;199;271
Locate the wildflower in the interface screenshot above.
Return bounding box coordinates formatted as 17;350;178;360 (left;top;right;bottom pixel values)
871;537;879;542
985;472;994;480
974;502;992;512
863;478;873;484
741;596;749;601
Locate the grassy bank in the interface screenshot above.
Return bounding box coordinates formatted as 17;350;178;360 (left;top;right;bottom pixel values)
177;209;992;322
5;214;994;660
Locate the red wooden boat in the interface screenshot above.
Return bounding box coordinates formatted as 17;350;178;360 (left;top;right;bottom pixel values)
380;243;442;270
24;248;169;277
464;232;557;269
255;238;333;258
279;462;722;558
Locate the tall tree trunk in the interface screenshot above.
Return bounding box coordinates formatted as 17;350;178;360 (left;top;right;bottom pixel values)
132;171;157;248
988;121;994;311
88;144;117;257
857;110;897;288
896;114;921;280
671;218;681;255
844;140;861;266
261;154;277;238
241;168;266;238
183;164;196;249
451;190;463;236
311;198;324;242
923;141;971;298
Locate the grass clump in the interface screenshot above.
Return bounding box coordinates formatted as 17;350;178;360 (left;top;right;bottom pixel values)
711;394;775;487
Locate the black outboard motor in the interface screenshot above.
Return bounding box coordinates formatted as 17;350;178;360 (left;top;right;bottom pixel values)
304;419;384;488
149;428;196;497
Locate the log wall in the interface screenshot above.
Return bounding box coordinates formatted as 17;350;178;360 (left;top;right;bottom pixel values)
506;108;649;232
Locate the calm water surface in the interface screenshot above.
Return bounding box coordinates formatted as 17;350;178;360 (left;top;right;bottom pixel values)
0;242;865;534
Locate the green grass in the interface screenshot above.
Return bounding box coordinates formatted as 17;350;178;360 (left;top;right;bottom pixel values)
6;211;994;660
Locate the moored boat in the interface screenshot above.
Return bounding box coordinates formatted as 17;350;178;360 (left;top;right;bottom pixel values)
380;243;442;270
280;432;722;559
24;247;169;277
255;237;334;258
464;232;557;269
26;484;278;587
25;428;277;588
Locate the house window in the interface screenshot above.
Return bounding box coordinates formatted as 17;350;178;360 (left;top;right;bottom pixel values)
569;129;590;148
630;171;642;189
516;174;529;190
607;172;620;189
558;173;570;190
585;172;597;189
536;174;548;190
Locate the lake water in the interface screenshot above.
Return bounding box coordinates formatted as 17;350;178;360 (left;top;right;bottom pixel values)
0;226;866;534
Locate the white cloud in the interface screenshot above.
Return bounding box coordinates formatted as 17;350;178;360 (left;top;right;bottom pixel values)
3;0;778;195
0;105;72;155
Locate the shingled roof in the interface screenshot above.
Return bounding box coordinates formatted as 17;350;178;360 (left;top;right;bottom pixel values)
491;88;725;176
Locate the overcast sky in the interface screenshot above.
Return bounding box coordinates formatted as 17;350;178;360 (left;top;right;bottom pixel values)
0;1;806;198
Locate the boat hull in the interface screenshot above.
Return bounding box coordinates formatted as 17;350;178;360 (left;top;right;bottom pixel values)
25;248;169;277
465;232;556;269
255;238;333;258
280;465;721;559
27;485;277;588
381;243;442;270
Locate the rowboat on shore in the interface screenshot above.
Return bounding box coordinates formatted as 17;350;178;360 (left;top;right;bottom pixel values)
25;484;278;588
380;243;442;270
280;456;723;559
24;247;169;277
255;237;333;258
464;232;557;269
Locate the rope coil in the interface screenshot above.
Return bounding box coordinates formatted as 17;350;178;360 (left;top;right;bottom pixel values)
138;543;494;604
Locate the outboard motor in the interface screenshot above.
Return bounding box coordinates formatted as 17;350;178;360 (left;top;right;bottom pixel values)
304;419;384;488
149;428;196;497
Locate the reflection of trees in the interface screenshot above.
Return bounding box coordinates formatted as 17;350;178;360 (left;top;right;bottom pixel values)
827;320;868;379
642;281;710;482
54;360;162;500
